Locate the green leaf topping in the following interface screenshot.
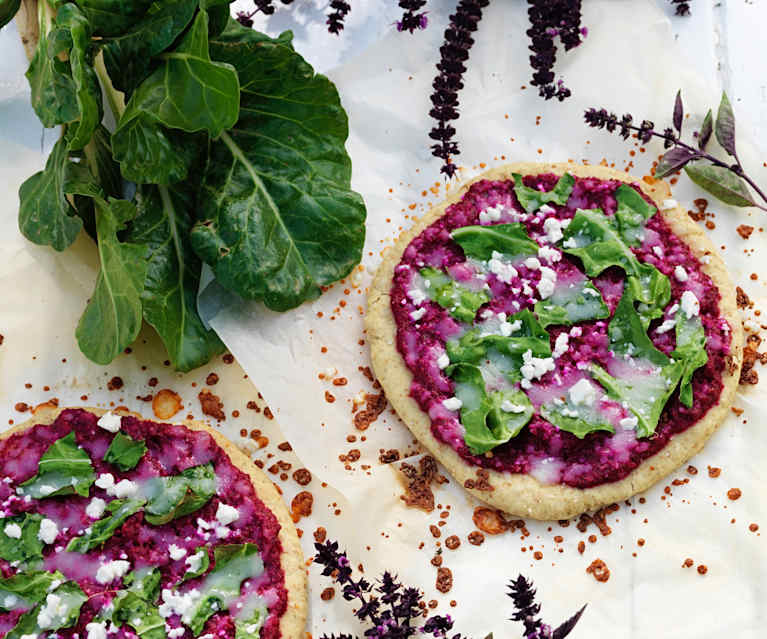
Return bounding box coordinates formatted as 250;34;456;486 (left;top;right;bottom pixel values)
104;432;147;471
67;498;145;553
0;514;44;564
187;543;264;635
450;224;538;261
112;591;165;639
448;363;534;455
607;288;670;367
5;581;87;639
540;380;614;439
534;275;609;328
420;267;490;323
144;463;216;525
671;309;709;407
75;198;149;365
124;567;162;602
126;184;225;372
189;21;366;310
182;547;210;582
17;432;95;499
684;164;757;208
512;172;574;213
234;596;268;639
0;570;65;612
613;184;657;246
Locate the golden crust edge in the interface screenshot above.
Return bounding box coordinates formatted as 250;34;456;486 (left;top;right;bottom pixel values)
2;406;308;639
366;161;744;520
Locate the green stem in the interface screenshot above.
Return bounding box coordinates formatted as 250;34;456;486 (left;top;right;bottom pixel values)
94;52;126;122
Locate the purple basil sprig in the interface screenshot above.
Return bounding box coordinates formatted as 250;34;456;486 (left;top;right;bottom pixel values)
315;541;586;639
584;91;767;212
397;0;429;33
327;1;352;34
670;0;692;16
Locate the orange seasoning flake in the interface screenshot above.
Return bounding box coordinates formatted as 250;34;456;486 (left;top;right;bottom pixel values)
152;389;183;420
586;558;611;582
472;507;508;535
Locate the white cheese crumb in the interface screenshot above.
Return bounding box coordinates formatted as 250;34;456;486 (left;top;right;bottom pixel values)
500;401;527;414
86;622;108;639
159;588;201;621
661;199;678;210
552;333;569;359
167;628;185;638
478;204;503;223
215;526;230;539
185;550;205;575
537;266;557;300
436;353;450;370
568;379;597;407
86;498;107;520
407;287;426;306
569;326;582;337
562;237;577;249
442;397;463;411
97;412;122;433
539;204;556;215
95;473;115;490
519;350;556;389
38;593;74;628
20;634;37;639
652;246;664;258
3;523;21;539
108;479;138;499
674;265;688;282
38;518;59;545
655;318;676;334
215;503;240;526
488;251;518;284
680;290;700;317
542;217;565;244
619;415;639;428
524;257;541;270
537;245;561;263
169;544;187;561
410;307;426;321
96;560;131;585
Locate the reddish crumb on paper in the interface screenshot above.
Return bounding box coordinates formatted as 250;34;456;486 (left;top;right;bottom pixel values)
198;389;225;421
707;466;721;478
740;334;767;385
586;558;611;582
353;392;387;431
472;507;508;535
435;567;453;593
290;491;314;522
727;488;742;500
152;389;182;420
736;287;752;310
737;225;754;239
398;456;446;512
107;376;124;391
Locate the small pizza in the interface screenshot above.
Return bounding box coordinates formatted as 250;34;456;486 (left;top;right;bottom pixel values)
0;406;306;639
367;163;743;520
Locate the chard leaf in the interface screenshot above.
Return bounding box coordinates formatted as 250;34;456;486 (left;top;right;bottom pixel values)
448;364;533;455
188;543;264;635
104;432;147;471
67;498;145;553
126;184;225;372
144;463;216;525
684;164;757;208
75;198;148;365
5;581;87;639
671;310;708;407
182;547;210;582
73;0;154;36
420;267;490;323
540;380;614;439
234;597;268;639
534;276;608;328
613;184;657;246
112;591;165;639
698;109;713;150
0;514;44;564
0;0;20;29
18;138;84;251
112;11;239;183
607;288;669;367
0;570;65;611
123;567;162;602
512;172;575;213
102;0;199;95
17;431;96;499
715;92;736;157
190;21;366;310
450;224;538;261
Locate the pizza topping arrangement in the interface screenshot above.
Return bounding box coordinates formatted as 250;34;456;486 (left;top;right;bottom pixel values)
0;409;288;639
389;172;733;488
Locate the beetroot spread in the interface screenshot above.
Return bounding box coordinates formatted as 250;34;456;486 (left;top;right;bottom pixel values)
0;408;286;639
390;174;732;488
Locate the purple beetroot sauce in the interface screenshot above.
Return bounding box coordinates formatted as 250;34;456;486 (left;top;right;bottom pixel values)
0;408;287;639
390;174;733;488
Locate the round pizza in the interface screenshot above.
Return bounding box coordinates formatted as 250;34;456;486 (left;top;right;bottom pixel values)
367;162;743;520
0;406;306;639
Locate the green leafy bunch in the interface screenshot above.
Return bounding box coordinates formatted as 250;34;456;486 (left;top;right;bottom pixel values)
10;0;366;371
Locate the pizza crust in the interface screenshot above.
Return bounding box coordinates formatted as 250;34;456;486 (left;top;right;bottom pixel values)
2;406;307;639
367;162;744;521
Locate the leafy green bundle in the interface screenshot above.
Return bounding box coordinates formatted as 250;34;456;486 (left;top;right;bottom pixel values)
11;0;366;371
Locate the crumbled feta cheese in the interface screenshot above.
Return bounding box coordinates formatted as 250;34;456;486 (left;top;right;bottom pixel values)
478;204;503;223
562;237;577;249
538;204;556;215
674;265;688;282
568;379;597;407
159;588;201;621
20;634;37;639
661;199;678;210
652;245;663;258
407;287;426;306
215;503;240;526
169;544;187;561
619;415;639;428
38;593;73;628
196;518;212;530
3;523;21;539
524;257;541;270
410;307;426;321
442;397;463;411
500;401;527;413
583;286;600;297
569;326;582;337
185;550;205;575
680;290;700;317
436;353;450;370
522;282;533;297
488;251;518;284
109;479;138;499
96;560;131;585
38;518;59;545
655;318;676;334
86;622;108;639
167;628;185;638
542;217;565;244
97;412;122;433
519;350;556;389
552;333;569;359
215;526;230;539
537;266;557;300
86;498;107;520
537;245;561;263
95;473;115;490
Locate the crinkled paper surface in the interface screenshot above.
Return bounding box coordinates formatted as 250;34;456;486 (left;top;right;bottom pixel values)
2;1;767;637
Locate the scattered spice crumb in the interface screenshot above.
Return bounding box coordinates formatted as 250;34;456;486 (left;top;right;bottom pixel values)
737;224;754;239
472;507;508;535
708;466;721;478
727;488;742;500
739;334;767;385
586;558;610;582
320;587;335;601
445;535;460;550
435;567;453;593
697;564;708;575
682;558;694;568
293;469;312;486
314;527;327;543
205;373;219;385
107;376;123;391
152;389;182;420
398;456;445;512
290;491;313;522
198;390;225;421
577;541;585;554
467;531;485;546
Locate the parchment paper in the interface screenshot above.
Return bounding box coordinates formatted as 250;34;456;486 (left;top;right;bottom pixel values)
2;1;766;638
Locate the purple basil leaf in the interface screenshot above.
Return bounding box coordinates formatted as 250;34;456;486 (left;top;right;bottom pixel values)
655;146;698;179
483;634;494;639
684;164;757;207
553;604;588;639
698;109;713;150
715;92;736;157
673;90;683;133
